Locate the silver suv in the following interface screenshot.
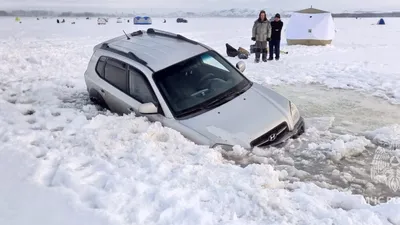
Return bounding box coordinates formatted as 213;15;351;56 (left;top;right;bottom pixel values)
84;28;305;150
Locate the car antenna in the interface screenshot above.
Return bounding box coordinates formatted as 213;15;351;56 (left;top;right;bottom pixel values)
123;30;130;40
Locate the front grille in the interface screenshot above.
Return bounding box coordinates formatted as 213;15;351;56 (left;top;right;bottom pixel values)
250;122;289;148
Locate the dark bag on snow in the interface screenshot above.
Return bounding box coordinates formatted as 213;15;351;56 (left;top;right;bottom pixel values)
250;44;256;54
226;43;239;57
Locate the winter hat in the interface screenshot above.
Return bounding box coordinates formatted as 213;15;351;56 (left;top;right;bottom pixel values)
275;13;281;18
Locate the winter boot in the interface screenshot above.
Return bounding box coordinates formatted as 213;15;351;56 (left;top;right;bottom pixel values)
255;52;260;63
262;53;267;62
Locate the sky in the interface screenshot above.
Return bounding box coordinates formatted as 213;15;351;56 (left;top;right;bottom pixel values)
1;0;400;13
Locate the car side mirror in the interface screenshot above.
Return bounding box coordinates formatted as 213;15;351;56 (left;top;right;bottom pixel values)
236;61;246;72
138;102;158;114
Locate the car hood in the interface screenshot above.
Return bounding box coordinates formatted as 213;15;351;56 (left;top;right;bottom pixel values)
179;83;291;149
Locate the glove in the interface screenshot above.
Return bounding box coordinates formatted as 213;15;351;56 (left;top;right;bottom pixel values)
267;38;271;41
251;37;256;41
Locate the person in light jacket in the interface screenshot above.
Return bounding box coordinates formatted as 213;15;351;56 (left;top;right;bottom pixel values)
251;10;272;63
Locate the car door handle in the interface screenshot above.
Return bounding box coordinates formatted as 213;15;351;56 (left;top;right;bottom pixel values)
100;89;105;93
128;107;134;111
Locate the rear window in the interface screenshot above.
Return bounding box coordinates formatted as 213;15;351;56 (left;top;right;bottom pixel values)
95;56;106;78
104;59;128;93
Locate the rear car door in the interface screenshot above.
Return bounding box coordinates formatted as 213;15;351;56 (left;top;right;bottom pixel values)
101;58;131;114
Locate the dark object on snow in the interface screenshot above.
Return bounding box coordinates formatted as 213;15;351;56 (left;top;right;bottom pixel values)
163;19;166;23
226;43;239;57
57;19;60;24
250;44;256;54
177;18;188;23
377;18;385;25
238;53;248;59
71;22;76;24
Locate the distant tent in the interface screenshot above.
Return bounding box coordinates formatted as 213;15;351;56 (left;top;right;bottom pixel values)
286;7;335;46
117;17;122;23
134;16;152;25
377;18;385;25
97;18;107;25
15;17;20;22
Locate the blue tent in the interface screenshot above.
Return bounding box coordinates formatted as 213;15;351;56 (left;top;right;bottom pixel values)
134;16;152;25
378;18;385;25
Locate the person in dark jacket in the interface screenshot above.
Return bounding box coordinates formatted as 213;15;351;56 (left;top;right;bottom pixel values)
251;10;271;63
268;13;283;60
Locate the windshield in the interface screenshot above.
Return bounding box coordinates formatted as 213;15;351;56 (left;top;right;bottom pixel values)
153;50;251;118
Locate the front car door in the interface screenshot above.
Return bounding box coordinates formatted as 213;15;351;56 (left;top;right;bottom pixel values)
125;66;166;121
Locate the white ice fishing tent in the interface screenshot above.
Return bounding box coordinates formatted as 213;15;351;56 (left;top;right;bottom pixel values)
286;7;335;46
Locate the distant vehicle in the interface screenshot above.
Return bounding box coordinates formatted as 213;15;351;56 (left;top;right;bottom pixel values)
97;18;107;25
84;28;305;150
117;17;122;23
177;18;188;23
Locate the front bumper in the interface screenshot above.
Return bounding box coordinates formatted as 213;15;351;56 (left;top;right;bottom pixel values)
259;117;305;148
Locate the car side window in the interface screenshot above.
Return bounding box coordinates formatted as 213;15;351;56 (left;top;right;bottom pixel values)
129;68;156;104
95;56;107;78
104;59;128;93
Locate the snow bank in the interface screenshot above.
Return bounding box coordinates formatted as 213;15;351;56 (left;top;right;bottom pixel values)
0;148;112;225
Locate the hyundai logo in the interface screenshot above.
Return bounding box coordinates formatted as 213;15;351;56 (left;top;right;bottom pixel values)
268;133;277;142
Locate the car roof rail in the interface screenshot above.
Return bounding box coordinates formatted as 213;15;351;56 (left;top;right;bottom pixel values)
100;43;149;67
146;28;199;45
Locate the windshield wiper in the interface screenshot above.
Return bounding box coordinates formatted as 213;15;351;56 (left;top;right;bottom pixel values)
176;84;250;118
205;86;248;109
176;106;206;118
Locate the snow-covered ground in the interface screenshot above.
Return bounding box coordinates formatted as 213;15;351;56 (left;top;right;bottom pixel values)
1;16;400;224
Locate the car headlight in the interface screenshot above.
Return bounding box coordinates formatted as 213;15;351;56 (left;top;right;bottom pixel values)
290;101;300;123
212;143;234;151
